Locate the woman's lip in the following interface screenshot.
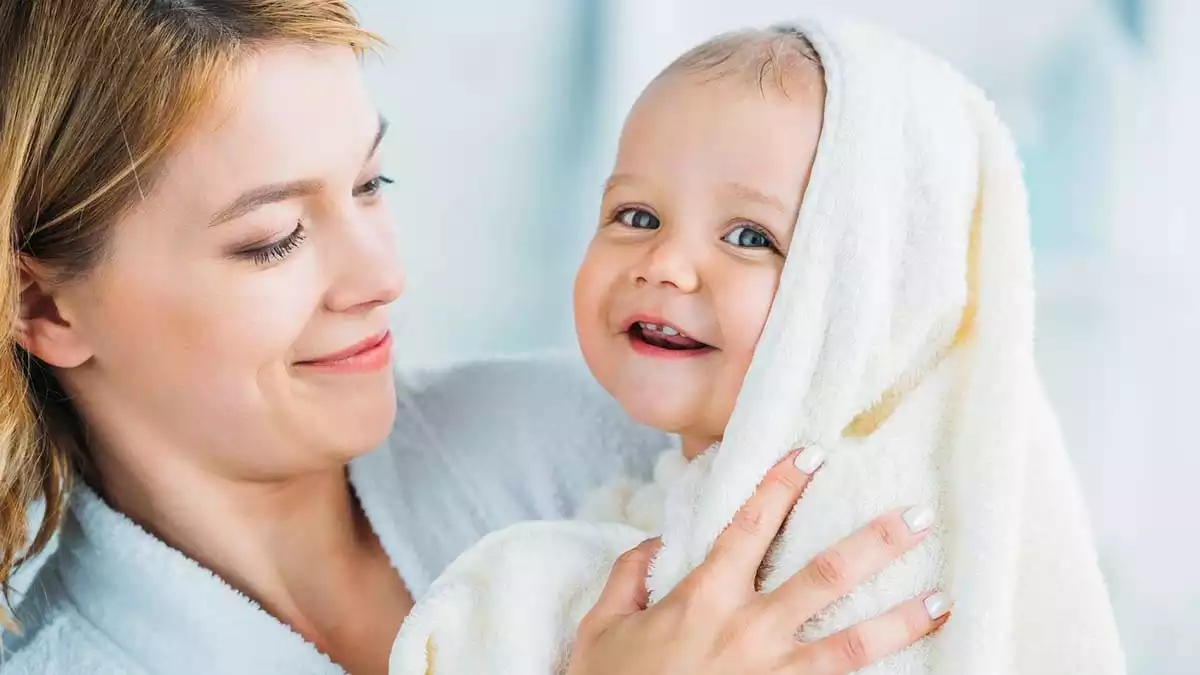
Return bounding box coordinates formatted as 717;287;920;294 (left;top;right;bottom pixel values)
298;331;391;365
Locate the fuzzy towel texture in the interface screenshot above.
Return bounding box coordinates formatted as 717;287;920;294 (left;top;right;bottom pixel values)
389;17;1125;675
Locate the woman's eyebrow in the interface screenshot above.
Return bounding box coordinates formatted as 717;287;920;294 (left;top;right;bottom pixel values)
209;179;324;227
366;114;388;162
209;114;389;227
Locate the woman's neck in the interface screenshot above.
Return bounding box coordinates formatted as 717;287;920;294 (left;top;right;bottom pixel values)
92;451;411;671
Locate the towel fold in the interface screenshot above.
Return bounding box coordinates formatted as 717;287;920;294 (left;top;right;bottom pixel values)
389;16;1125;675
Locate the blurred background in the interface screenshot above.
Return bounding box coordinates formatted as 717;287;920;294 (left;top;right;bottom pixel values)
8;2;1190;673
352;0;1197;672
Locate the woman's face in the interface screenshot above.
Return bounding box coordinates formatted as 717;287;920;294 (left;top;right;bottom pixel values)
44;44;404;481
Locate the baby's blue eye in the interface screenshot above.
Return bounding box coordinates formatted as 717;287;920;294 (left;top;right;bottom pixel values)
618;208;660;230
723;225;774;249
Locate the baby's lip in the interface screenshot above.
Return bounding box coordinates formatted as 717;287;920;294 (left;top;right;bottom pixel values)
619;313;717;349
620;314;691;337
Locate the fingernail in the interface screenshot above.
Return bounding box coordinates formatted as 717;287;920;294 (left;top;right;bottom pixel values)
793;445;827;475
902;504;935;533
924;591;952;620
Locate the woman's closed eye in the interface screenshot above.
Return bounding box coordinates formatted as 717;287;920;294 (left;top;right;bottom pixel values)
231;175;393;266
234;221;307;266
722;224;780;253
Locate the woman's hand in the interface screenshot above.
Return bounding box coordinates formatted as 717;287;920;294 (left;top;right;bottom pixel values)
566;449;950;675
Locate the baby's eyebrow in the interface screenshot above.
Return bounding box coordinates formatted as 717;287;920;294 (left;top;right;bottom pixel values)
725;182;787;214
602;173;639;195
602;174;787;215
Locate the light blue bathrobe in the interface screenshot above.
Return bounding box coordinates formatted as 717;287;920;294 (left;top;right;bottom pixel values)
0;357;665;674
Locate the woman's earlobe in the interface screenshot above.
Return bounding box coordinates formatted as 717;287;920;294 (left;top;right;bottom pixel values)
14;264;93;368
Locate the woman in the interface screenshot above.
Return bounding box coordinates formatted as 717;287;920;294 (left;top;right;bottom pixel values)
0;2;941;673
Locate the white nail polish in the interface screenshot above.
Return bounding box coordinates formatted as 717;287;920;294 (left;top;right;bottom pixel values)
793;445;827;475
924;592;952;620
902;505;935;533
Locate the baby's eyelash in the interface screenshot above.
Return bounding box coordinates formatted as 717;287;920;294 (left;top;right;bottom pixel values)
724;222;783;253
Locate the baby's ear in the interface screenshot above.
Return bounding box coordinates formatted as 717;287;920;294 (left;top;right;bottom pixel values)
13;259;94;368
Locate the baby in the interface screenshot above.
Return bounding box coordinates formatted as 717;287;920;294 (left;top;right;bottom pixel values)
575;27;823;468
572;27;825;530
391;19;1125;675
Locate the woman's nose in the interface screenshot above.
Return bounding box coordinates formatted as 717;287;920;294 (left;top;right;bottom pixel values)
324;212;405;314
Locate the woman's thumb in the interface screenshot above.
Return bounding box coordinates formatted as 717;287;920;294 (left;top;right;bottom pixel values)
581;537;662;636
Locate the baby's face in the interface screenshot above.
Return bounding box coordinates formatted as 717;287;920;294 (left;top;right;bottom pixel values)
575;71;823;449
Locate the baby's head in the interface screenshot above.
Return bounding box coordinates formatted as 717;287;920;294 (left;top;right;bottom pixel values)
575;28;826;458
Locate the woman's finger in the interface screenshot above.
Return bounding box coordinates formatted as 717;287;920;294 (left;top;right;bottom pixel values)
577;538;662;641
766;506;933;621
790;591;952;674
703;446;826;582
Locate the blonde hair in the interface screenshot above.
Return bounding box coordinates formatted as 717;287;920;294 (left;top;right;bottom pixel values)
661;25;825;97
0;0;378;618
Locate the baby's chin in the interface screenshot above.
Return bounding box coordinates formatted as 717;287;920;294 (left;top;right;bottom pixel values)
582;345;735;441
609;382;726;442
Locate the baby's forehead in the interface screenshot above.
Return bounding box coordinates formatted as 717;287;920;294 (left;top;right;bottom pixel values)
611;73;823;219
602;29;828;228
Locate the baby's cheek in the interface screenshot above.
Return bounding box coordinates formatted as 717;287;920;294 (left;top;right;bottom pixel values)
720;274;779;364
708;274;780;429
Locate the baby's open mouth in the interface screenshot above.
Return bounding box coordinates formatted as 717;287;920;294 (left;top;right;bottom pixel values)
628;321;712;351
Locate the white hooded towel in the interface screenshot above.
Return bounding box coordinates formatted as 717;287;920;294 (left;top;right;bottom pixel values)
389;17;1126;675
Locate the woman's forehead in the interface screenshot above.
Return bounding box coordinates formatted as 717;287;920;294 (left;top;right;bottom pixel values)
153;43;378;216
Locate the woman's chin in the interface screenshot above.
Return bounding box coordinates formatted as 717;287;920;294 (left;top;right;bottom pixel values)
305;386;398;461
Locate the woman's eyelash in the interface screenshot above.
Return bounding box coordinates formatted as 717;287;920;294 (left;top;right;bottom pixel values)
354;174;395;197
237;222;307;265
231;176;392;266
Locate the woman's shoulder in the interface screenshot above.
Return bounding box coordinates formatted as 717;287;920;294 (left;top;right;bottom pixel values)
1;616;106;675
394;352;616;417
389;353;668;480
351;354;669;594
2;577;140;674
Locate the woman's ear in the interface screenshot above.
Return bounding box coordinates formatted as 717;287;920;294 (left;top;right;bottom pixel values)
13;260;94;368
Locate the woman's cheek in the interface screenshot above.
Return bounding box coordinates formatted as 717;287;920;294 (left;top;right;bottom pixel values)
171;257;323;369
232;263;324;360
